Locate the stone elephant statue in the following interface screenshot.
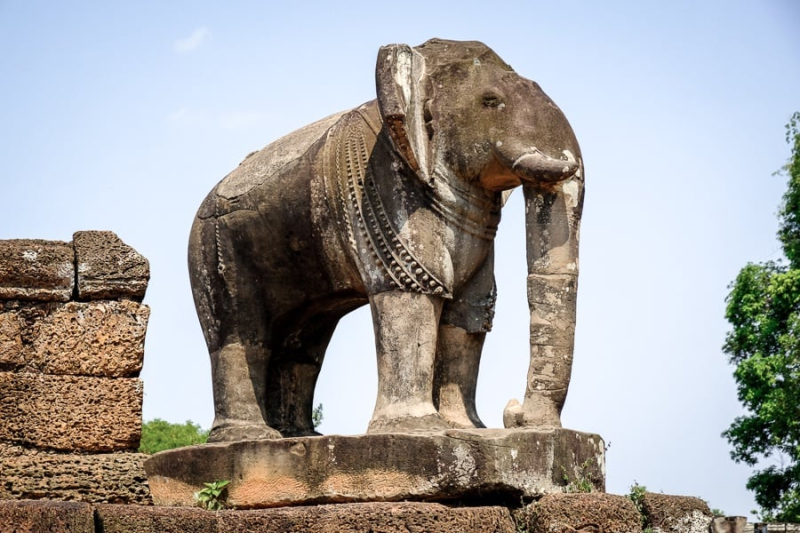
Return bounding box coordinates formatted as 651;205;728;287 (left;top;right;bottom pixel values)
188;38;584;442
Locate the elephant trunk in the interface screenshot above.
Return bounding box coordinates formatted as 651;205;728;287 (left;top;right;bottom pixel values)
503;166;584;428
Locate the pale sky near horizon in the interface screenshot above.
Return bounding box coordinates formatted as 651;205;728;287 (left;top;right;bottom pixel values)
2;0;799;519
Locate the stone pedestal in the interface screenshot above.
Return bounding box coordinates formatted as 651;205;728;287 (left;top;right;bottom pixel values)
145;428;605;509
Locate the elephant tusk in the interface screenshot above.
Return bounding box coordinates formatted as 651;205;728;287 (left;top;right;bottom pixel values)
512;149;579;182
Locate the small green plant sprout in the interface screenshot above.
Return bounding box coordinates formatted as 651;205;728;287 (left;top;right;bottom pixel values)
711;508;725;517
560;459;596;493
194;480;230;510
628;481;649;528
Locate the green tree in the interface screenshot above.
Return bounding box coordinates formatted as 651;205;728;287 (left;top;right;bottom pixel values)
723;112;800;522
139;419;209;454
139;404;323;454
312;403;324;429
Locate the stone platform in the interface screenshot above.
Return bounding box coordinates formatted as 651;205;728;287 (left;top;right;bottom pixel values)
144;428;604;509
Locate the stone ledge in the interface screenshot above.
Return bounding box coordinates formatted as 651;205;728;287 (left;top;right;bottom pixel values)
0;444;151;505
642;492;712;532
97;502;515;533
95;505;216;533
0;498;768;533
0;231;149;304
0;501;515;533
0;372;142;452
0;500;95;533
145;428;605;509
514;492;642;533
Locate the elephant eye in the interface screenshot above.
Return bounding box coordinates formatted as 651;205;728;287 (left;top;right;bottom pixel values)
482;94;504;108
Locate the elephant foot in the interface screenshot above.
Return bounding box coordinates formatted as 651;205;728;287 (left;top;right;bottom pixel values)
207;423;282;443
367;413;450;434
439;408;486;429
503;397;562;429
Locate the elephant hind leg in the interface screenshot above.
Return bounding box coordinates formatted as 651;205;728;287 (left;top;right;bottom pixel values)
189;212;281;442
265;313;341;437
207;341;281;442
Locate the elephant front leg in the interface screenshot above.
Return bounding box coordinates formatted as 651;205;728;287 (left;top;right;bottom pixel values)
433;325;486;429
367;291;450;434
504;180;583;429
502;274;576;429
433;251;495;429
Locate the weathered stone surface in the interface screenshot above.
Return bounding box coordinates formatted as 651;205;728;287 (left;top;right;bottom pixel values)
515;493;642;533
74;231;149;301
641;492;712;532
0;443;151;504
92;502;514;533
748;524;800;532
0;500;94;533
713;516;747;533
0;310;24;367
0;372;142;451
96;505;216;533
0;239;74;302
0;301;148;376
145;428;605;509
215;502;515;532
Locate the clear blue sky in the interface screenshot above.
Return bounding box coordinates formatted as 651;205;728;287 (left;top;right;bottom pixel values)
2;0;798;518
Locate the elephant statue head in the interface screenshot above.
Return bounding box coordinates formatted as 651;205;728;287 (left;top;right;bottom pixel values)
188;38;584;441
377;41;580;190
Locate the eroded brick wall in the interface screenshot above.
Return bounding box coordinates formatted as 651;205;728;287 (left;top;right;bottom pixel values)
0;231;151;504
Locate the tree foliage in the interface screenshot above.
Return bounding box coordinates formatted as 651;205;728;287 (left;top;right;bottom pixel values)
139;419;209;454
778;113;800;268
312;403;324;429
723;112;800;522
139;404;324;454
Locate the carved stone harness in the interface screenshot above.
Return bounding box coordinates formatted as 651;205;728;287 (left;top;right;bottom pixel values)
324;110;450;297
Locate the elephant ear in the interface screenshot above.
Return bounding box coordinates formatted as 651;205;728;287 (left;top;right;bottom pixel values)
376;44;432;182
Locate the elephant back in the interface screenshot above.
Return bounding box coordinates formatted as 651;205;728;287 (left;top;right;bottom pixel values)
215;109;349;200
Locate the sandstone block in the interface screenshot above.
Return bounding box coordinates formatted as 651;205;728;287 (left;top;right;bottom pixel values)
0;500;94;533
0;301;149;376
95;505;217;533
641;492;712;532
215;502;516;532
92;502;515;533
145;428;605;509
0;443;151;505
0;239;74;302
0;372;142;452
515;493;642;533
0;310;24;367
74;231;149;301
749;524;800;532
